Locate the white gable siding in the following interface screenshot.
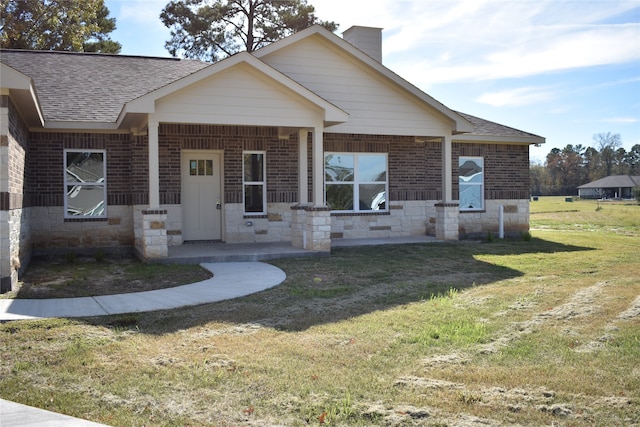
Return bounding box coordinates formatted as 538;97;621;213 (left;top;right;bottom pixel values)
153;63;323;127
260;37;453;136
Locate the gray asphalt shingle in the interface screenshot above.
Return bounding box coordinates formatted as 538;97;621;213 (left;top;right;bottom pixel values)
1;49;540;140
1;49;209;123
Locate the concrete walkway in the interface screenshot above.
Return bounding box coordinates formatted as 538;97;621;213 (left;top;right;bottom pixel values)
0;262;286;426
0;399;111;426
0;262;286;321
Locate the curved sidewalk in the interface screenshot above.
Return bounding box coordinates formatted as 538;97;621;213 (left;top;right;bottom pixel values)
0;262;286;321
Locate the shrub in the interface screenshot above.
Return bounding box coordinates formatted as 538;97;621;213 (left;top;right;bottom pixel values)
634;186;640;203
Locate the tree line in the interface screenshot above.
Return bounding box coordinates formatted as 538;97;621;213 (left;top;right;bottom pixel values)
530;132;640;196
1;0;335;59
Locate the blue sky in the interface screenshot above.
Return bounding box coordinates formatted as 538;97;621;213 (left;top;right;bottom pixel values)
104;0;640;163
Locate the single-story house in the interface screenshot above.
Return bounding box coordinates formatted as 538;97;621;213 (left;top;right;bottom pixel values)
0;25;544;292
577;175;640;199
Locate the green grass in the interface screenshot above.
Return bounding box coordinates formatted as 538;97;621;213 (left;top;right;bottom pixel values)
0;196;638;426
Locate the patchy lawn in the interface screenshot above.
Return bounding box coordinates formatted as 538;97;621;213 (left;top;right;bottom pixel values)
0;197;638;426
4;256;211;299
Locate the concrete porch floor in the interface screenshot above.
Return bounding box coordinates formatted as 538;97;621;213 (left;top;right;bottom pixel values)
163;235;439;264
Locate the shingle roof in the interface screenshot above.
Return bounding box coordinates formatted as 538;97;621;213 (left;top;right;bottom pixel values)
577;175;640;189
0;49;209;123
454;111;543;139
1;49;541;142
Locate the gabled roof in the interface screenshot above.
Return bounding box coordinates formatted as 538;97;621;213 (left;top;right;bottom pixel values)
120;51;348;130
0;49;208;125
577;175;640;189
253;25;474;135
0;28;544;145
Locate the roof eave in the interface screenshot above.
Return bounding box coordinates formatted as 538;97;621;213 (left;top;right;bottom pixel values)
1;63;45;127
454;134;546;145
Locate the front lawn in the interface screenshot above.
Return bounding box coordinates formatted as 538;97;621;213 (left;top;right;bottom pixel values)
1;197;638;426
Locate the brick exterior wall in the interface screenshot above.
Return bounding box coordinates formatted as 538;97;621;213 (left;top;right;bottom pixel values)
27;132;136;207
158;124;299;204
324;133;443;201
453;142;530;200
9;124;532;254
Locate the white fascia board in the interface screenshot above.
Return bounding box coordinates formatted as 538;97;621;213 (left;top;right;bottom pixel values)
119;51;348;128
1;63;45;127
454;134;546;145
42;121;119;131
254;25;472;134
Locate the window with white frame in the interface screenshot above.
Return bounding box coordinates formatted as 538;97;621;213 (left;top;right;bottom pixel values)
324;153;387;212
459;156;484;211
64;150;107;218
243;151;266;214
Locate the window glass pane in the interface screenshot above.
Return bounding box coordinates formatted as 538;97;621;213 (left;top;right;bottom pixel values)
197;160;205;175
66;185;105;217
359;184;386;211
244;184;264;213
459;158;483;183
325;154;354;182
244;153;264;182
460;184;483;210
206;160;213;176
359;155;386;182
190;160;197;176
326;183;354;210
66;152;104;183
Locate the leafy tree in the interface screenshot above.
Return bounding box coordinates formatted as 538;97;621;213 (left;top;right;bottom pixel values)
160;0;338;61
593;132;622;177
623;144;640;175
0;0;121;53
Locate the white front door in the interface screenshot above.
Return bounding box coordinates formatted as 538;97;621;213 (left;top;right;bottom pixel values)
181;151;223;241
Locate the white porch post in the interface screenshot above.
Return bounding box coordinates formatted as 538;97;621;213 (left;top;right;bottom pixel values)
135;118;168;259
442;135;453;203
148;119;160;208
298;128;309;205
436;135;459;240
311;124;324;206
293;124;330;252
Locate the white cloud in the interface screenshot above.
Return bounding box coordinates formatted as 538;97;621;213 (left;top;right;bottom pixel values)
313;0;640;85
599;117;640;123
476;86;557;107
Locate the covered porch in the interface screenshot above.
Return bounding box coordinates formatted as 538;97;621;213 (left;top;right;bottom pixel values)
161;235;439;265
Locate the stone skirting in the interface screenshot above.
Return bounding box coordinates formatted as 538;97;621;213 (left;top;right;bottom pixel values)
435;202;460;241
290;204;331;252
0;207;31;293
458;199;530;238
134;208;168;259
330;201;438;240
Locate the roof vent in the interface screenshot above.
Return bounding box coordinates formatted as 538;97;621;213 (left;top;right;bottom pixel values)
342;26;383;62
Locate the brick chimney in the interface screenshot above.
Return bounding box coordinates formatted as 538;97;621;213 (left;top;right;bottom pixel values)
342;26;383;63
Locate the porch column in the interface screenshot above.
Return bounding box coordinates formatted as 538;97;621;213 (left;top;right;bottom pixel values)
442;135;453;203
298;128;309;205
135;118;168;260
297;125;330;252
311;124;324;207
148;119;160;208
435;135;459;240
291;128;310;249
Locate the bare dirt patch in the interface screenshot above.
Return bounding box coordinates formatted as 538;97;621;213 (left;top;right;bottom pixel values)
10;256;212;299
